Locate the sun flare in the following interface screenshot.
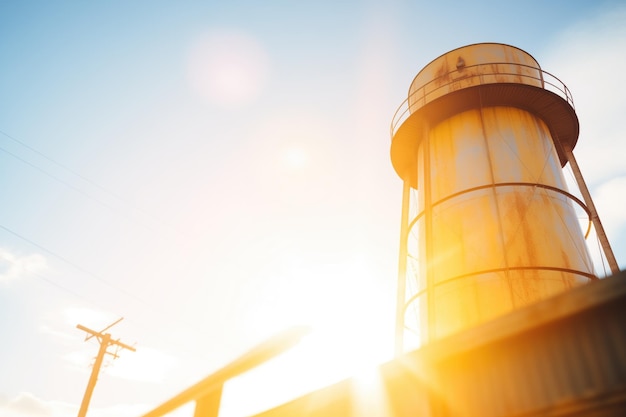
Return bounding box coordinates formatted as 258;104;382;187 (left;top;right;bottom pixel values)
282;146;309;170
220;258;394;416
187;30;270;107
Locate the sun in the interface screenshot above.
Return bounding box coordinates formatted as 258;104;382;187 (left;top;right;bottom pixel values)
282;146;309;170
219;258;395;416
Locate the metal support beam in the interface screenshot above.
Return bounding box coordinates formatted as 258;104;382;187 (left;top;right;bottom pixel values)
194;386;223;417
141;326;309;417
563;145;620;275
395;179;411;357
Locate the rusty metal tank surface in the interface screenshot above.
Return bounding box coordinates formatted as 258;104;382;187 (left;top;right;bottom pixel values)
391;43;595;343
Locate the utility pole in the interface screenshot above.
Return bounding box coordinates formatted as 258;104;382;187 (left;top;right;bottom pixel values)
76;318;136;417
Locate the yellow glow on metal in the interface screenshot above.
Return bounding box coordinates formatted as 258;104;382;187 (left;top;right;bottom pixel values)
392;44;596;346
415;106;594;339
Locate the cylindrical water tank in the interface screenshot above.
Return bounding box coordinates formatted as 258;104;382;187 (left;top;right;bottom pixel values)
391;43;596;343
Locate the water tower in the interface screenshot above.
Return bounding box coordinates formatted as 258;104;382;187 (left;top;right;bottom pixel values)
390;43;619;352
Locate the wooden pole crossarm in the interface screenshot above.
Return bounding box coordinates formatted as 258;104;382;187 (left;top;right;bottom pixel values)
76;324;100;341
76;320;135;417
110;338;136;352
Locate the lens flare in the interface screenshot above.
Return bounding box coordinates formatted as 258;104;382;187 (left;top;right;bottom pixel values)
187;29;270;107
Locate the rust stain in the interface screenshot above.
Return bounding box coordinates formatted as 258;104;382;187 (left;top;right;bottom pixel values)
434;61;451;87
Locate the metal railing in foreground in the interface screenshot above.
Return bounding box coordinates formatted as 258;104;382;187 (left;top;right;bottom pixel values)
141;326;310;417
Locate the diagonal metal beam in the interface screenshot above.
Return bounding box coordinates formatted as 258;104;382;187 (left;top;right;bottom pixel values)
141;326;310;417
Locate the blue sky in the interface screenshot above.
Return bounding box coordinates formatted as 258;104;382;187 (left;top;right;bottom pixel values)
1;1;625;416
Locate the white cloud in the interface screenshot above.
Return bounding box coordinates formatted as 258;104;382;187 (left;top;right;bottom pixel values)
0;392;160;417
0;248;47;283
594;176;626;237
542;4;626;185
57;307;178;383
63;307;119;329
540;4;626;273
62;349;95;373
592;176;626;272
4;392;52;416
86;402;155;417
105;346;178;384
38;324;77;345
39;307;120;351
0;392;73;417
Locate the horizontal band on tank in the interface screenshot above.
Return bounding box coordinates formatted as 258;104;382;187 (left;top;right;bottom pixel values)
403;265;598;320
390;65;579;188
407;182;592;239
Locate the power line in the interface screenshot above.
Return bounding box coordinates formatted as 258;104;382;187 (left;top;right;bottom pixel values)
0;130;199;309
0;249;125;318
0;130;206;349
0;128;127;202
0;144;125;214
0;129;172;236
0;223;156;311
0;229;205;361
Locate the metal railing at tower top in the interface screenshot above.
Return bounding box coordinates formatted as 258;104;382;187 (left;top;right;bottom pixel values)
390;62;575;139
